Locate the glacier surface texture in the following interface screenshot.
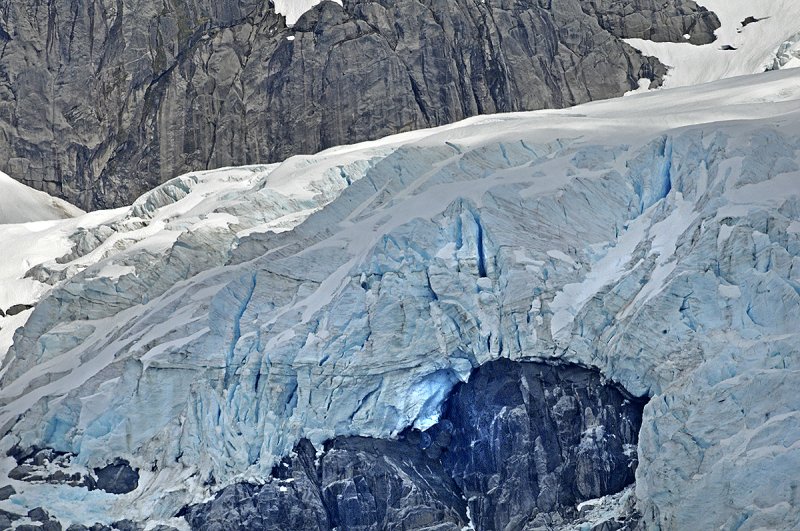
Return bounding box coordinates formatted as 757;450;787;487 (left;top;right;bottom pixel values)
0;70;799;529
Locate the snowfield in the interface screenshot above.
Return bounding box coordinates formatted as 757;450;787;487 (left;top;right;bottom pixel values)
626;0;800;88
0;170;83;225
0;67;799;528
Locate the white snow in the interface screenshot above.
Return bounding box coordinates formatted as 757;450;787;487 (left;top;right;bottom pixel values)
623;78;651;97
718;284;742;299
617;195;697;320
768;31;800;70
550;212;648;339
0;218;88;360
272;0;343;26
0;160;374;367
564;486;635;531
625;0;800;88
547;250;577;267
0;170;83;224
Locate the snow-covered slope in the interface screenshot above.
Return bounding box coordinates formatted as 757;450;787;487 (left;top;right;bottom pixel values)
626;0;800;88
0;172;85;361
1;69;799;529
0;154;403;367
0;171;83;224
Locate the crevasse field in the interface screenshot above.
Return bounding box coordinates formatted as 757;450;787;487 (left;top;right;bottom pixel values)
1;1;799;529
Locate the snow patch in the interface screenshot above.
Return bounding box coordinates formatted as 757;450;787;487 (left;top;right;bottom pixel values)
718;284;742;299
625;0;800;88
547;249;578;267
0;170;83;224
272;0;343;26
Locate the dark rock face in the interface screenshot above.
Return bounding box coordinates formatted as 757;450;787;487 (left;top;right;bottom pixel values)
437;359;643;529
17;507;64;530
5;303;34;316
94;460;140;494
184;437;467;531
0;508;22;528
7;448;138;494
110;520;143;531
184;360;645;530
28;507;51;522
0;0;718;210
0;484;15;500
319;437;467;530
6;447;96;489
184;476;331;531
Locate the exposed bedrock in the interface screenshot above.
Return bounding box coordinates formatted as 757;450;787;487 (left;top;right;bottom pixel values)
580;0;720;44
184;360;645;531
0;0;718;209
6;446;140;494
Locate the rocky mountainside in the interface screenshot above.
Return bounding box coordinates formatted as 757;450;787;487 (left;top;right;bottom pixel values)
1;68;799;530
0;0;719;210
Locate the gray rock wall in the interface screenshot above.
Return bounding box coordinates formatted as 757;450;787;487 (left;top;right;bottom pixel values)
0;0;718;209
582;0;719;44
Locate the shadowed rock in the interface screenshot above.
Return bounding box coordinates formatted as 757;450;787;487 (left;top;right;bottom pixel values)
183;360;644;530
93;460;139;494
434;359;644;529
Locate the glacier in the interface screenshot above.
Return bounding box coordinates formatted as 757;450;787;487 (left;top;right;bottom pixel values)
0;68;799;529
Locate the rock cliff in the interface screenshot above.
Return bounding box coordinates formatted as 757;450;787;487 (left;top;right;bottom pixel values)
0;0;717;209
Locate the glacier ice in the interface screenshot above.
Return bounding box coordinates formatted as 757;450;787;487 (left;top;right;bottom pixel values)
0;70;799;528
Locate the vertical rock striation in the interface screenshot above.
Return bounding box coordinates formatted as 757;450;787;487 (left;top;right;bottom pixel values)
438;360;643;529
0;0;718;209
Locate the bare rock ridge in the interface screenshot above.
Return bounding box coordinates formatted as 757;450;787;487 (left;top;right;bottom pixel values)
0;0;719;210
183;360;645;531
581;0;719;44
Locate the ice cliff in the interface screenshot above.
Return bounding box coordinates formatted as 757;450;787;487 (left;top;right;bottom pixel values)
1;69;800;529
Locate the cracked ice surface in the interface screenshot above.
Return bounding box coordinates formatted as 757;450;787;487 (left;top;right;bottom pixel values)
1;70;800;528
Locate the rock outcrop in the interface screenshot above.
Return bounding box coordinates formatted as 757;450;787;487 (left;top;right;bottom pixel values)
439;360;642;530
581;0;719;44
0;0;717;209
185;360;644;531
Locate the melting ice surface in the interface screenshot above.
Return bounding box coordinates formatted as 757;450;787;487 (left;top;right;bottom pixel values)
0;69;800;529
